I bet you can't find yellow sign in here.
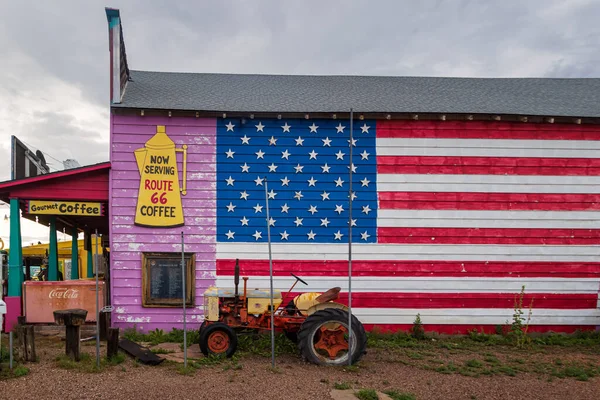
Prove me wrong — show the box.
[134,125,187,227]
[26,200,105,216]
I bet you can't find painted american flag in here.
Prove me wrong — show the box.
[216,119,600,333]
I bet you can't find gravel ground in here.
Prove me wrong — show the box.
[1,335,599,400]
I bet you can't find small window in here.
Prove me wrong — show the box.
[142,252,195,307]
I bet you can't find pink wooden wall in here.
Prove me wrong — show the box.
[109,114,216,331]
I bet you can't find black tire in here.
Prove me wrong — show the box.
[199,322,238,358]
[297,308,367,366]
[198,320,208,345]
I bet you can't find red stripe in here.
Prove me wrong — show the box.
[377,156,600,176]
[378,227,600,245]
[376,120,600,140]
[365,324,595,335]
[216,260,600,278]
[378,192,600,211]
[283,292,597,309]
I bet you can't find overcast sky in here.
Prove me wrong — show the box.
[1,0,599,245]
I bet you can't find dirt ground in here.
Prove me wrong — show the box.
[1,332,599,400]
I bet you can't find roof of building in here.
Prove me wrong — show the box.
[114,70,600,117]
[0,162,110,189]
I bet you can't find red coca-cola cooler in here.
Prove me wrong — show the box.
[23,280,105,323]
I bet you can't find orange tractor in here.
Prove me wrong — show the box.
[198,260,367,365]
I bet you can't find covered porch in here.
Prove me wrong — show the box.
[0,162,110,331]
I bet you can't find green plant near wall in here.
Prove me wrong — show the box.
[411,314,425,340]
[508,285,533,348]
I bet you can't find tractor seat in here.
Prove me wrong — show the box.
[315,287,341,303]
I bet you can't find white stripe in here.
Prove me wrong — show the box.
[377,138,600,158]
[377,174,600,193]
[350,308,600,326]
[217,243,600,262]
[216,276,600,294]
[377,209,600,229]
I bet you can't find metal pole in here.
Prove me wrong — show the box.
[9,331,13,370]
[181,231,187,368]
[348,109,354,366]
[94,230,100,368]
[264,178,275,369]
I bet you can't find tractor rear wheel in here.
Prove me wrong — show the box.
[199,322,238,358]
[297,308,367,366]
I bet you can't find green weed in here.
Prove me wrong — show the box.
[334,381,352,390]
[107,352,126,366]
[355,389,378,400]
[176,365,196,375]
[237,333,297,357]
[483,355,500,365]
[497,365,517,377]
[406,351,423,360]
[151,347,175,355]
[410,314,425,340]
[123,326,200,347]
[465,359,483,368]
[192,354,226,367]
[508,286,533,348]
[383,390,416,400]
[435,362,457,374]
[12,365,30,377]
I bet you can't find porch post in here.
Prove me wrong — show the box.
[86,233,93,278]
[71,225,79,280]
[48,216,58,281]
[7,198,23,296]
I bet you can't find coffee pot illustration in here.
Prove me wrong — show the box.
[134,125,187,227]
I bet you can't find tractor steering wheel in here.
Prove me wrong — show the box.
[290,273,308,286]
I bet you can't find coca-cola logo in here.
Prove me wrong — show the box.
[48,288,80,299]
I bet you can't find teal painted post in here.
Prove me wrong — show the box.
[87,233,93,278]
[71,226,79,280]
[48,216,58,281]
[7,198,23,296]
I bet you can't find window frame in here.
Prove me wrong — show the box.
[141,252,195,307]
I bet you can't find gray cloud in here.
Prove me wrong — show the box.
[1,0,599,184]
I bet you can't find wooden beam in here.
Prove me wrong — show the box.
[107,328,120,359]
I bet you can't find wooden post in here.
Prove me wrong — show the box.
[23,325,36,362]
[107,328,119,359]
[16,316,36,362]
[53,309,88,362]
[99,310,110,341]
[65,325,81,361]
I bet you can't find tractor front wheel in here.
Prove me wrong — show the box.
[198,320,208,343]
[297,308,367,366]
[199,322,238,358]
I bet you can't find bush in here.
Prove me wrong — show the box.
[410,314,425,340]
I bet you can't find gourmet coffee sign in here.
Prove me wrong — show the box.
[134,125,188,227]
[26,200,105,216]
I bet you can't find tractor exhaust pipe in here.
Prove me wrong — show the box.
[234,258,240,299]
